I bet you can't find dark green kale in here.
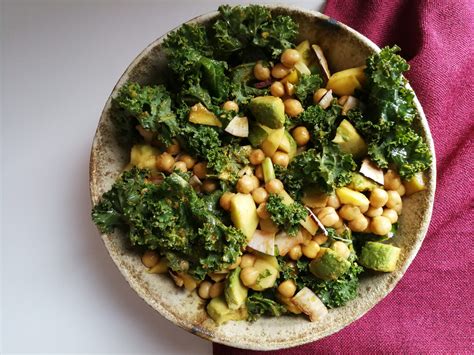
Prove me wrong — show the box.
[291,102,341,148]
[266,194,307,236]
[294,74,323,104]
[277,144,356,198]
[246,291,287,321]
[111,83,178,145]
[213,5,298,62]
[351,46,432,178]
[206,144,251,184]
[91,168,247,280]
[163,24,230,105]
[230,63,269,104]
[296,258,363,308]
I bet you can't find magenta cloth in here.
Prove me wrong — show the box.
[213,0,474,353]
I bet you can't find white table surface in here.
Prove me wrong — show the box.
[1,0,325,353]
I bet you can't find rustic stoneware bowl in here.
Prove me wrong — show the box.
[90,5,436,350]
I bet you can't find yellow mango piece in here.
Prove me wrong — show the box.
[403,172,427,196]
[189,103,222,127]
[130,144,159,170]
[295,40,312,66]
[281,69,299,84]
[278,190,317,235]
[326,66,366,96]
[336,187,370,206]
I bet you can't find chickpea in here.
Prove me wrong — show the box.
[359,204,369,214]
[292,126,310,146]
[289,245,303,260]
[270,81,285,97]
[317,207,340,227]
[386,190,402,208]
[302,241,320,259]
[222,100,239,112]
[284,98,304,117]
[142,250,159,268]
[237,175,255,194]
[228,256,241,270]
[338,95,349,105]
[240,267,259,287]
[202,179,218,193]
[370,188,389,208]
[265,179,284,194]
[348,214,369,232]
[278,279,297,298]
[327,194,341,209]
[313,233,328,245]
[240,254,256,269]
[193,162,207,179]
[393,203,403,215]
[339,205,360,221]
[254,61,271,81]
[173,161,187,173]
[179,154,196,169]
[156,152,175,173]
[313,88,328,104]
[250,175,260,190]
[332,218,344,229]
[281,48,301,68]
[271,63,290,79]
[272,151,290,168]
[209,282,225,298]
[371,216,392,235]
[396,184,406,197]
[255,165,264,180]
[209,272,227,283]
[252,187,269,204]
[249,149,265,165]
[331,241,351,259]
[166,140,181,155]
[382,208,399,223]
[365,206,383,217]
[179,260,189,272]
[219,191,235,211]
[257,202,270,219]
[384,170,402,190]
[198,281,212,299]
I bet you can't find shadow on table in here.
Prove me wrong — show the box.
[72,142,210,354]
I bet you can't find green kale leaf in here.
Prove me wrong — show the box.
[266,194,307,236]
[111,83,178,145]
[230,63,269,104]
[246,291,287,321]
[294,74,323,104]
[213,5,298,61]
[352,46,432,178]
[91,168,247,280]
[278,144,356,198]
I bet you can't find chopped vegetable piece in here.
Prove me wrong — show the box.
[230,193,259,240]
[225,267,249,310]
[291,287,328,322]
[336,187,370,206]
[359,158,384,185]
[225,116,249,137]
[359,242,401,272]
[248,230,276,255]
[311,44,331,82]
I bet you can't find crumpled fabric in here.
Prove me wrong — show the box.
[214,0,474,353]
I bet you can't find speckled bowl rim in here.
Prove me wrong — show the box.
[90,5,436,350]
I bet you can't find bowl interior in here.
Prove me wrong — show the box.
[89,6,436,350]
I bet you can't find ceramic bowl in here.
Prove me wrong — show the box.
[89,5,436,350]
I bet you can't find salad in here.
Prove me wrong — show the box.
[92,5,432,324]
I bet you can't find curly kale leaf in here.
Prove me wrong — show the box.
[213,5,298,61]
[246,291,287,321]
[297,259,363,308]
[278,144,356,198]
[111,83,178,145]
[206,144,251,184]
[91,168,246,280]
[230,63,269,104]
[294,74,323,104]
[291,102,341,148]
[353,46,432,178]
[163,24,230,104]
[266,194,307,236]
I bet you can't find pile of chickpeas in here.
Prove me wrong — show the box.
[138,47,410,309]
[312,169,405,237]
